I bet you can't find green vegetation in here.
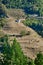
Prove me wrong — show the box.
[0,35,28,65]
[0,30,4,37]
[28,60,35,65]
[0,0,43,65]
[35,52,43,65]
[1,0,43,16]
[20,30,30,36]
[0,18,7,28]
[23,18,43,37]
[0,4,7,18]
[7,9,25,18]
[0,35,43,65]
[0,1,43,37]
[20,30,27,36]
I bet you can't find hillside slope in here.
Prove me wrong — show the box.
[1,0,43,16]
[2,17,43,59]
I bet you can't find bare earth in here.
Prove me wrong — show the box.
[2,17,43,59]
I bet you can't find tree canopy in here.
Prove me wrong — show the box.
[0,0,43,16]
[0,4,7,17]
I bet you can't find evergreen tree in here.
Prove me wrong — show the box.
[12,38,28,65]
[28,60,35,65]
[35,52,43,65]
[3,35,13,65]
[2,36,28,65]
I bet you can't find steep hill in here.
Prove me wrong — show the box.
[2,17,43,59]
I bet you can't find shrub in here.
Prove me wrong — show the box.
[20,30,26,36]
[34,52,43,65]
[0,18,7,28]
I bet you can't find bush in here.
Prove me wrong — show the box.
[20,30,30,36]
[0,18,7,28]
[28,60,35,65]
[20,30,26,36]
[34,52,43,65]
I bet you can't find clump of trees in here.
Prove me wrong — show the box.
[0,0,43,16]
[0,18,7,28]
[23,18,43,37]
[0,35,43,65]
[35,52,43,65]
[0,3,7,18]
[0,35,28,65]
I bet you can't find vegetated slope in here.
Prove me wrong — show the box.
[1,0,43,16]
[7,9,26,18]
[2,17,43,59]
[0,4,7,18]
[23,18,43,37]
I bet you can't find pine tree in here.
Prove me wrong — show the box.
[3,35,13,65]
[2,36,28,65]
[35,52,43,65]
[12,38,28,65]
[28,60,35,65]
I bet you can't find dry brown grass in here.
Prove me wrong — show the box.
[7,9,26,18]
[1,17,43,59]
